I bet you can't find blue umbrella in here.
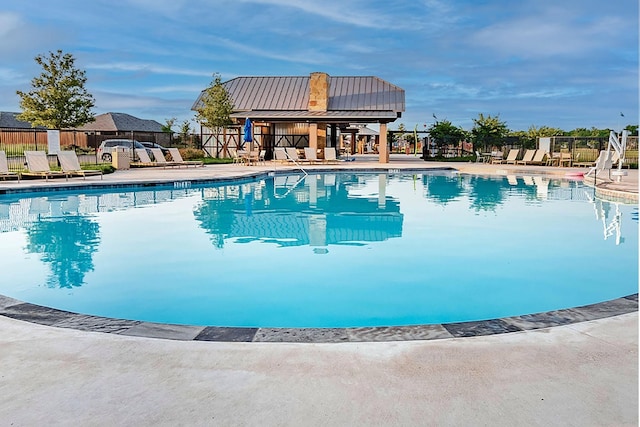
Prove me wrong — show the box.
[243,117,253,146]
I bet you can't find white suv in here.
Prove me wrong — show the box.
[97,139,147,162]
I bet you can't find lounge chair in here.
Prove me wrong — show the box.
[304,147,322,163]
[323,147,340,164]
[23,151,68,180]
[502,149,520,164]
[274,147,289,163]
[516,149,536,165]
[133,148,162,167]
[57,151,103,180]
[529,150,547,165]
[168,148,203,167]
[285,147,310,163]
[0,151,20,181]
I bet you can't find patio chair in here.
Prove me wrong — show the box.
[168,148,203,167]
[558,151,572,167]
[133,148,162,167]
[274,147,289,163]
[57,151,103,180]
[502,149,520,164]
[304,147,322,163]
[23,151,68,180]
[516,149,537,165]
[323,147,340,164]
[285,147,310,163]
[0,150,20,181]
[529,150,547,165]
[475,151,488,163]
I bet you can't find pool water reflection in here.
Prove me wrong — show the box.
[0,171,637,328]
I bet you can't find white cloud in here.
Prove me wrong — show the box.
[470,6,626,58]
[86,62,212,78]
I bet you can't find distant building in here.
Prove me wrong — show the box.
[77,112,163,133]
[192,72,405,163]
[0,112,45,129]
[0,111,168,149]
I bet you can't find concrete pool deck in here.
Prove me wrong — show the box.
[0,155,638,425]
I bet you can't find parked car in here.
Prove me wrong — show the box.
[140,142,170,157]
[97,139,146,162]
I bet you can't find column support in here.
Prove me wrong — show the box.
[378,123,389,163]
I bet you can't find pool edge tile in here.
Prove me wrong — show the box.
[194,327,258,342]
[254,328,349,343]
[119,322,205,341]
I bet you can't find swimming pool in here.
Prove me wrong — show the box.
[0,171,637,328]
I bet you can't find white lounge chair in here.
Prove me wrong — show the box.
[529,150,547,165]
[0,151,20,181]
[133,148,162,167]
[304,147,322,163]
[285,147,310,163]
[502,149,519,164]
[323,147,340,164]
[516,149,536,165]
[23,151,68,180]
[168,148,203,167]
[149,148,182,168]
[274,148,289,163]
[57,151,103,180]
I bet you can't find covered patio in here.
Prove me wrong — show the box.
[192,72,405,163]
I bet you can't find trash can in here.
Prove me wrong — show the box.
[112,147,130,169]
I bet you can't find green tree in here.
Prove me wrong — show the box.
[178,119,192,145]
[162,117,177,133]
[195,73,234,151]
[427,118,467,156]
[512,125,565,148]
[470,113,509,150]
[16,50,95,129]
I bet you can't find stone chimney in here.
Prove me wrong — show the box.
[308,72,329,112]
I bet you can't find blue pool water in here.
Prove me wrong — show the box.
[0,171,637,328]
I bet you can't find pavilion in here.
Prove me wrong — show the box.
[192,72,405,163]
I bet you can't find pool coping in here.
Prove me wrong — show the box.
[0,294,637,342]
[1,165,637,342]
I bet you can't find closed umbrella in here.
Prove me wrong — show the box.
[243,117,253,152]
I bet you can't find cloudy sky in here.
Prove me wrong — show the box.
[1,0,637,132]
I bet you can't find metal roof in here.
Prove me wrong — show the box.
[229,110,398,122]
[193,75,404,123]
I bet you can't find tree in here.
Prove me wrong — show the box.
[178,119,192,145]
[195,73,234,152]
[511,125,564,148]
[162,117,177,133]
[470,113,509,150]
[427,118,467,156]
[16,50,95,129]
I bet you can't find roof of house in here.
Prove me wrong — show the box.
[192,75,405,123]
[77,112,163,132]
[0,112,45,129]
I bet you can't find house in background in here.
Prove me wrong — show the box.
[1,111,167,150]
[0,112,45,129]
[192,72,405,163]
[77,112,169,147]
